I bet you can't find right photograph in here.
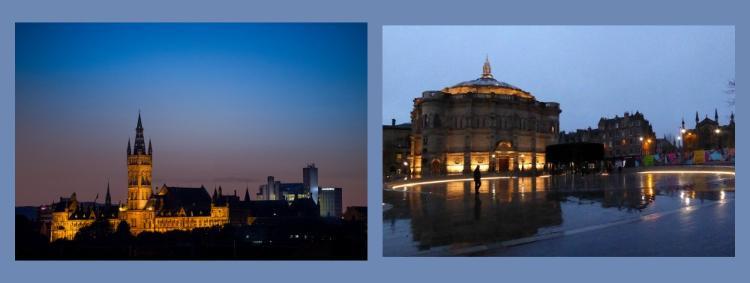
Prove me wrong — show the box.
[382,26,735,257]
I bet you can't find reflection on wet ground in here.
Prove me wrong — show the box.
[383,172,735,256]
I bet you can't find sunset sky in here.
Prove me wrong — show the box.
[16,23,367,207]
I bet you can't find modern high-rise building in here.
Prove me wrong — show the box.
[258,176,281,201]
[318,187,342,218]
[303,164,319,204]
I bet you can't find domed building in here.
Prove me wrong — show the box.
[408,58,561,176]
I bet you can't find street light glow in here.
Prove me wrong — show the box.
[638,170,735,176]
[390,176,513,189]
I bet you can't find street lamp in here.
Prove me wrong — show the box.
[715,128,722,150]
[490,154,496,173]
[639,136,647,164]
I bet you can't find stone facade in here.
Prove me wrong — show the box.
[681,109,735,151]
[383,119,411,179]
[409,58,561,176]
[559,111,657,159]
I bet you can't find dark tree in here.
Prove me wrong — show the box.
[74,219,112,242]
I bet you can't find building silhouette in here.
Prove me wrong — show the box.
[48,113,329,242]
[303,164,319,204]
[319,187,342,218]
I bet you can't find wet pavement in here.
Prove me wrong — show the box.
[383,172,735,256]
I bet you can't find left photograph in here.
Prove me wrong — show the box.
[15,23,367,260]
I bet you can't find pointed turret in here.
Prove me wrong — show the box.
[133,112,146,155]
[695,111,699,126]
[105,180,112,206]
[730,112,735,125]
[212,188,218,202]
[127,138,131,155]
[244,187,250,202]
[715,108,719,123]
[481,56,493,79]
[148,139,152,155]
[681,117,685,129]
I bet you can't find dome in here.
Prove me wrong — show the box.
[441,57,534,99]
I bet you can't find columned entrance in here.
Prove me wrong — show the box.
[430,159,441,175]
[497,157,510,172]
[494,140,515,173]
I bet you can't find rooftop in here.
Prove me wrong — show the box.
[440,57,534,99]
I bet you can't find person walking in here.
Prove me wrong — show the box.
[473,165,482,194]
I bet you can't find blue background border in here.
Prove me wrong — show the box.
[0,0,745,282]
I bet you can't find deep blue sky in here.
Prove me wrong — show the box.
[16,23,366,207]
[383,26,735,138]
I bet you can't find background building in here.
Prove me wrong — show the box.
[383,119,411,180]
[258,176,282,201]
[303,164,319,204]
[409,58,561,176]
[681,109,735,151]
[319,187,342,218]
[559,111,656,160]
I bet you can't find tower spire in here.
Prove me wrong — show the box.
[148,139,153,155]
[695,111,699,126]
[715,108,719,123]
[133,112,146,154]
[105,179,112,206]
[244,187,250,202]
[127,138,131,155]
[481,55,493,79]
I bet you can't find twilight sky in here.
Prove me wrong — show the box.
[16,23,366,207]
[383,26,735,138]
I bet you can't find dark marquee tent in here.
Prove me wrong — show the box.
[545,143,605,168]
